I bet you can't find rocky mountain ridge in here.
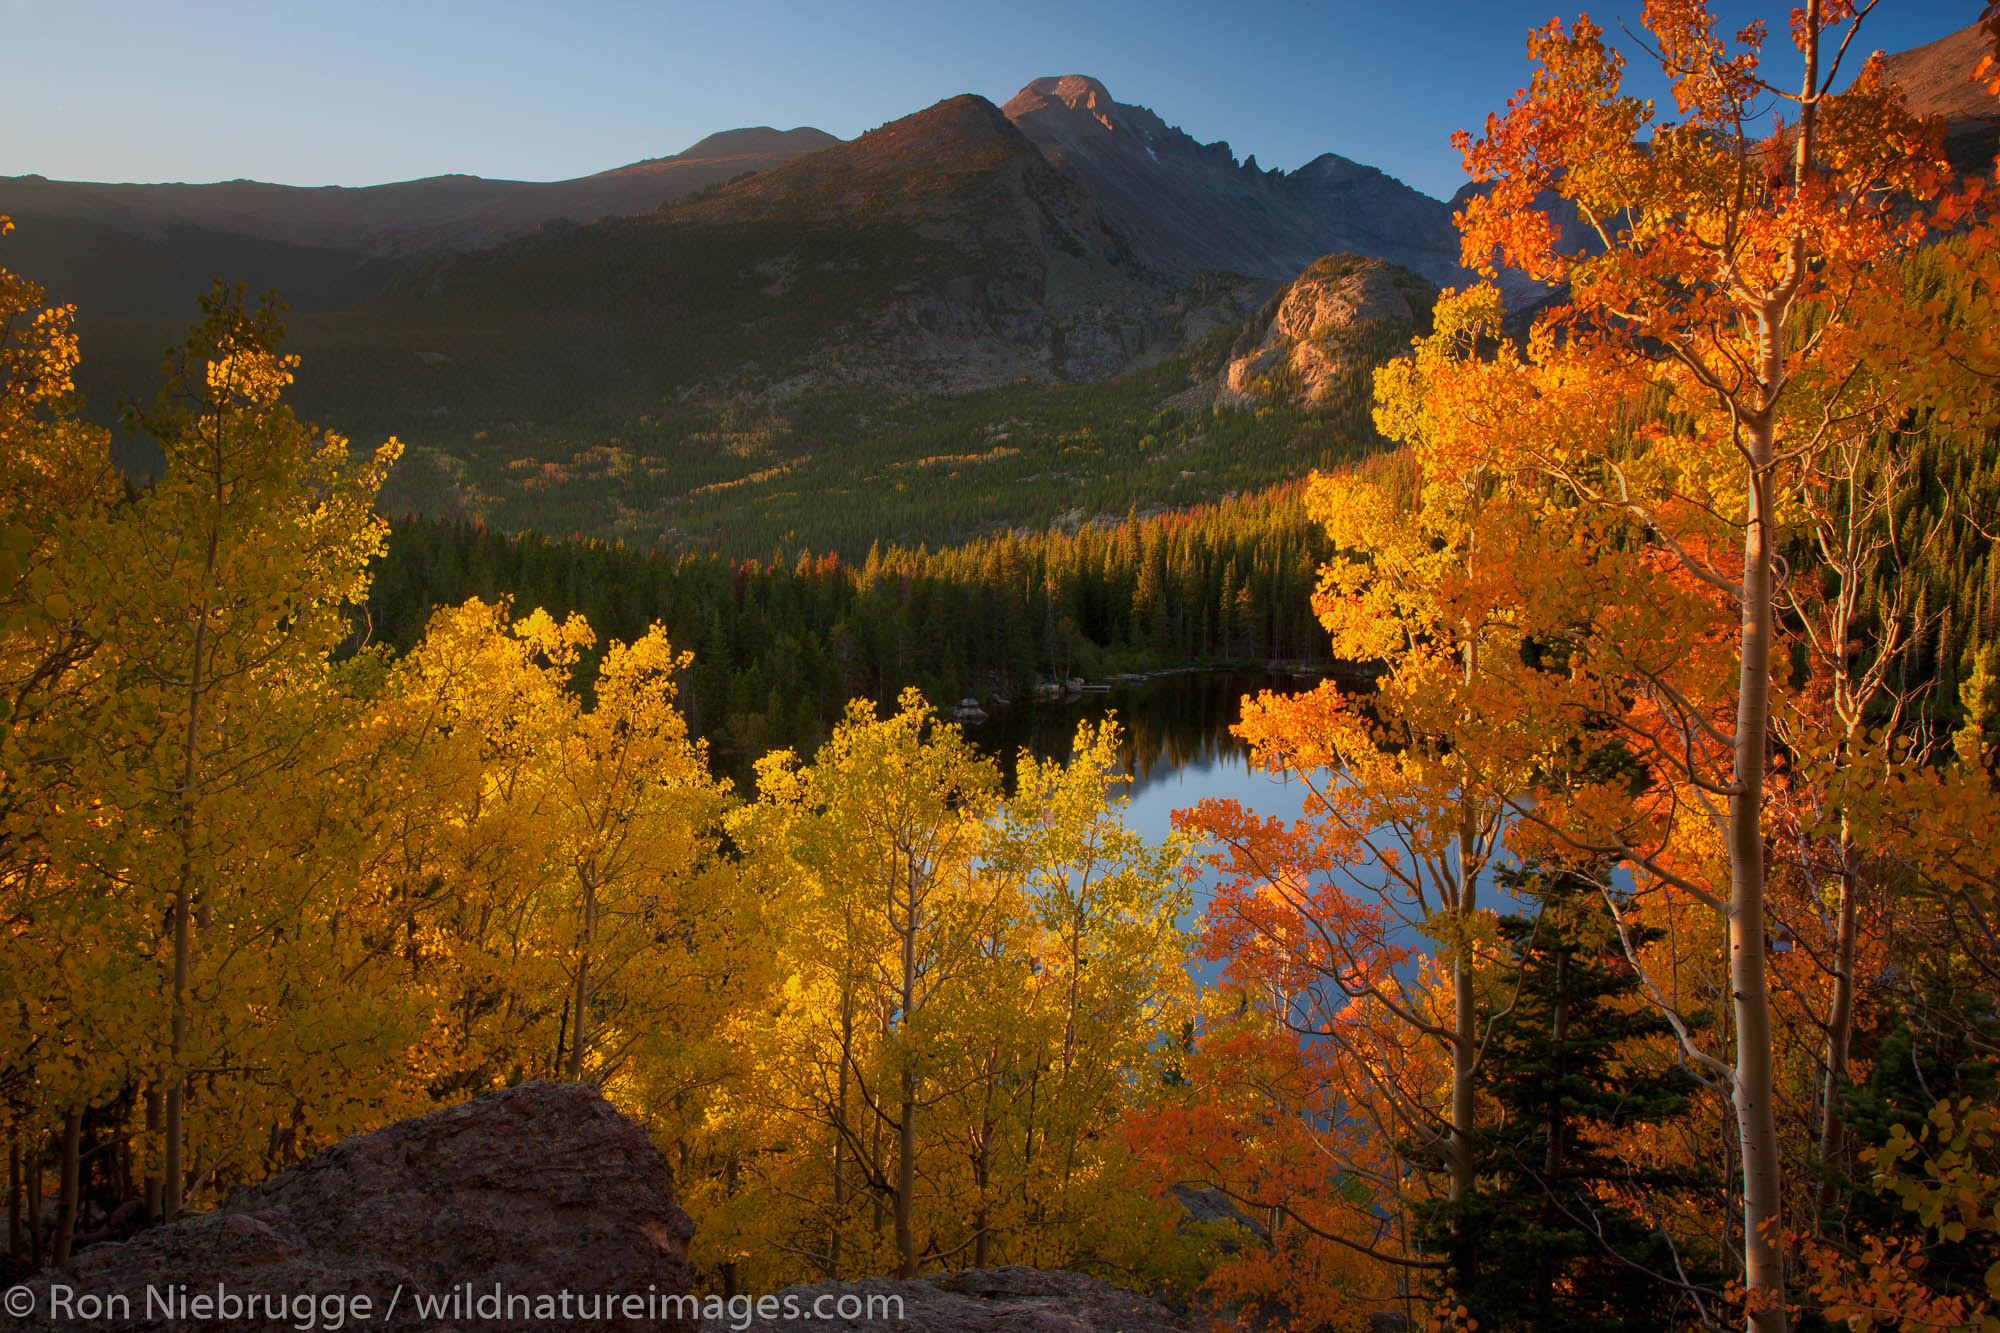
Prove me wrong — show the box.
[1002,74,1461,287]
[26,23,1992,424]
[248,92,1271,420]
[657,93,1265,390]
[9,18,1988,327]
[6,72,1469,327]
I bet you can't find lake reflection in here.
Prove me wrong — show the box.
[962,668,1530,970]
[961,670,1323,937]
[960,669,1327,800]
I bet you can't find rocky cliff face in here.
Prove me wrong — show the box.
[1214,253,1436,410]
[1003,75,1462,287]
[9,1083,698,1332]
[673,94,1196,387]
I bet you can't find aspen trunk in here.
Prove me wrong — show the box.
[1447,640,1481,1294]
[1723,12,1818,1322]
[118,1119,134,1212]
[894,876,919,1281]
[1816,821,1859,1221]
[718,1155,741,1297]
[51,1109,82,1268]
[829,985,853,1278]
[870,1116,885,1236]
[7,1134,20,1258]
[166,511,219,1224]
[894,1066,917,1279]
[165,888,190,1222]
[26,1135,43,1267]
[566,871,596,1082]
[1731,410,1787,1333]
[1448,935,1477,1294]
[1449,937,1477,1201]
[972,1139,991,1271]
[972,1072,997,1271]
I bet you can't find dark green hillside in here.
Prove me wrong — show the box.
[374,340,1371,558]
[68,248,1417,562]
[3,211,400,319]
[64,92,1228,543]
[70,303,1382,562]
[57,96,1445,565]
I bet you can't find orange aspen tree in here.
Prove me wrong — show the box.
[1432,4,1955,1326]
[1165,431,1558,1306]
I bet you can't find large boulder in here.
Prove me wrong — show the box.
[697,1266,1196,1333]
[1218,253,1436,411]
[8,1082,696,1332]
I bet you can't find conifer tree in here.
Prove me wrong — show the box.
[1417,865,1717,1332]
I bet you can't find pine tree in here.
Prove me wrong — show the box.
[1417,864,1716,1332]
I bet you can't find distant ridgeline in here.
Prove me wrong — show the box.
[367,483,1336,780]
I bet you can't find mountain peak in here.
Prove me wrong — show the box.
[668,94,1051,228]
[676,127,841,159]
[998,73,1458,285]
[593,127,841,180]
[1002,76,1119,126]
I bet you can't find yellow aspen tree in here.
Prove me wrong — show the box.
[739,690,1001,1280]
[710,771,882,1283]
[362,599,758,1119]
[0,218,130,1255]
[988,720,1192,1268]
[356,598,585,1094]
[77,288,398,1217]
[543,623,741,1089]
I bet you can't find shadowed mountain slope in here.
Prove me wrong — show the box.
[1879,20,2000,175]
[270,95,1263,424]
[0,127,837,316]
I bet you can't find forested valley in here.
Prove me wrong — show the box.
[7,6,2000,1333]
[368,489,1338,785]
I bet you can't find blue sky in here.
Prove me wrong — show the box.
[1,0,1973,201]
